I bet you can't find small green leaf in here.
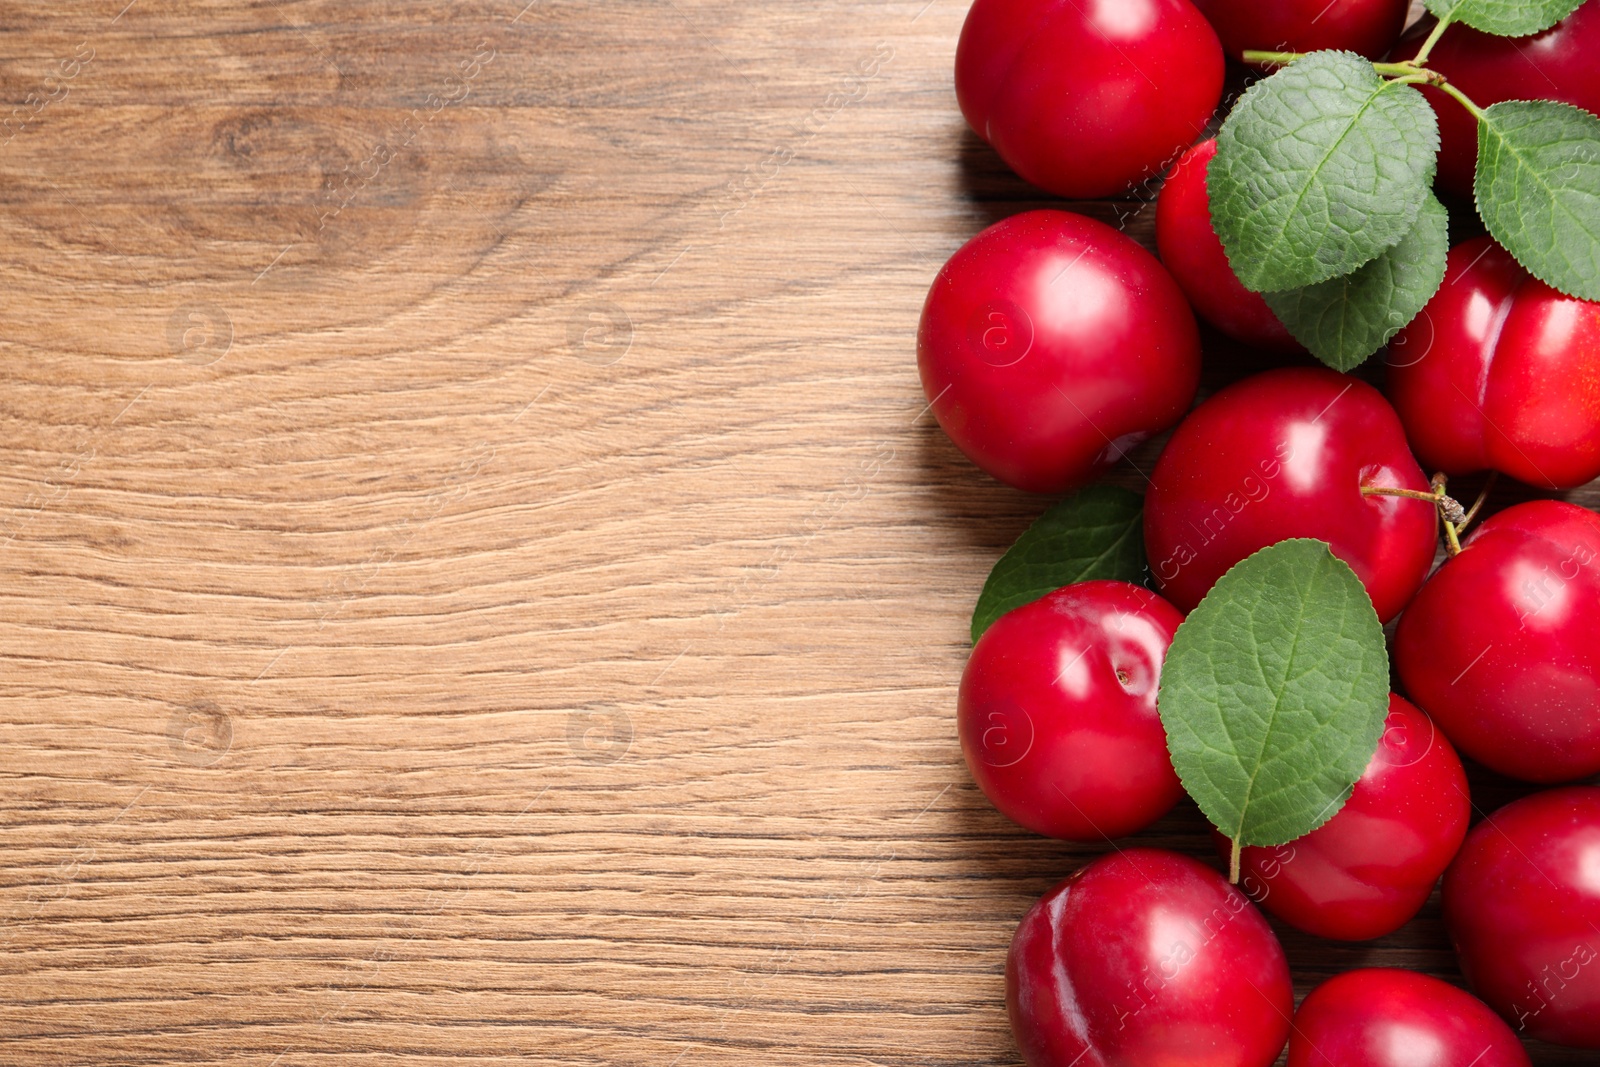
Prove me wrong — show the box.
[1211,51,1439,292]
[1475,100,1600,301]
[1158,540,1389,857]
[1264,193,1450,371]
[1425,0,1581,37]
[971,486,1145,642]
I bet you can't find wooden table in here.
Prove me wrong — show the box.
[2,2,1593,1063]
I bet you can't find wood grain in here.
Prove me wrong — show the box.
[0,1,1594,1063]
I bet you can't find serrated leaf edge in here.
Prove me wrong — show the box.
[1262,194,1450,371]
[969,489,1145,642]
[1426,0,1582,37]
[1157,538,1389,848]
[1474,98,1600,302]
[1212,53,1435,292]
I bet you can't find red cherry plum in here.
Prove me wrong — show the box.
[1286,968,1532,1067]
[1144,367,1437,622]
[1444,787,1600,1048]
[956,0,1224,198]
[1155,140,1301,353]
[1193,0,1410,62]
[1228,695,1470,941]
[919,210,1201,493]
[1395,500,1600,783]
[1388,237,1600,491]
[960,581,1184,841]
[1008,848,1292,1067]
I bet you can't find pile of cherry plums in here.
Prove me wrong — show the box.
[920,1,1600,1064]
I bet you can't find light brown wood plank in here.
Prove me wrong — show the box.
[0,1,1594,1064]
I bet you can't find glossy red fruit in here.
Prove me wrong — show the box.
[1287,968,1532,1067]
[1008,848,1292,1067]
[1193,0,1410,62]
[1395,2,1600,199]
[919,209,1202,494]
[960,581,1184,841]
[1227,695,1469,941]
[1144,367,1437,622]
[1395,500,1600,783]
[956,0,1224,199]
[1156,140,1301,353]
[1388,237,1600,490]
[1444,787,1600,1048]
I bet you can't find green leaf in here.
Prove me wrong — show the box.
[1211,51,1439,292]
[1475,100,1600,301]
[1263,193,1450,371]
[970,486,1145,642]
[1158,540,1390,862]
[1425,0,1581,37]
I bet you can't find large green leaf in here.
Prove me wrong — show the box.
[1475,100,1600,301]
[1211,51,1439,292]
[1158,540,1390,876]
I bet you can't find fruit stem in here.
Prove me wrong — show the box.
[1359,486,1441,504]
[1240,49,1309,67]
[1431,473,1466,557]
[1371,62,1426,79]
[1363,479,1470,556]
[1438,79,1487,120]
[1457,472,1498,534]
[1429,473,1466,523]
[1411,16,1454,67]
[1229,837,1241,885]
